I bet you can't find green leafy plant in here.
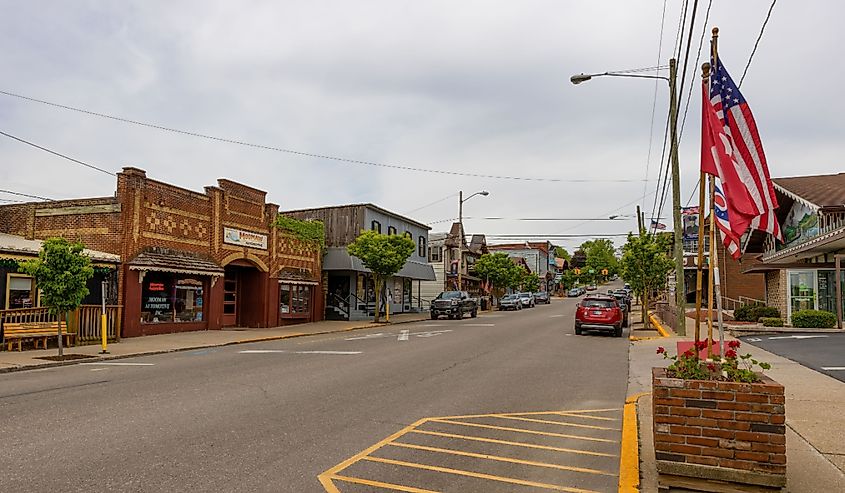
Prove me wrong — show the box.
[275,215,325,252]
[792,309,837,328]
[18,238,94,357]
[619,232,673,300]
[474,253,524,299]
[657,340,771,383]
[760,317,783,327]
[752,306,780,320]
[347,230,415,323]
[733,304,757,322]
[520,272,541,292]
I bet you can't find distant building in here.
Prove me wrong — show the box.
[283,204,435,320]
[487,241,554,291]
[419,223,489,302]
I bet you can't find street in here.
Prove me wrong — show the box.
[0,292,629,493]
[740,332,845,383]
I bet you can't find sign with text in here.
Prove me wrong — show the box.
[224,227,268,250]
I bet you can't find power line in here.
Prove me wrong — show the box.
[463,216,634,222]
[679,0,713,141]
[0,89,644,184]
[403,193,458,215]
[643,0,669,201]
[0,188,53,201]
[739,0,778,87]
[0,130,116,176]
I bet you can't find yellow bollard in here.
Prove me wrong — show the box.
[100,312,109,354]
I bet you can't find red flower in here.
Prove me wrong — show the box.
[695,340,708,351]
[707,362,717,372]
[728,340,741,349]
[725,349,737,359]
[656,346,666,354]
[683,349,695,358]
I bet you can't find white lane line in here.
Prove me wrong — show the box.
[89,368,106,372]
[80,362,155,366]
[398,329,410,341]
[768,335,829,340]
[462,323,495,327]
[345,333,388,341]
[821,367,845,371]
[415,330,453,338]
[549,314,564,318]
[418,324,444,327]
[239,350,361,355]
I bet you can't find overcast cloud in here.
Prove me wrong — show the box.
[2,1,842,251]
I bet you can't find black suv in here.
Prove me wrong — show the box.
[430,291,478,320]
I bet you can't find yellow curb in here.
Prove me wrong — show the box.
[647,312,671,338]
[619,392,650,492]
[628,335,664,341]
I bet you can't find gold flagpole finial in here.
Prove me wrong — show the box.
[702,62,711,79]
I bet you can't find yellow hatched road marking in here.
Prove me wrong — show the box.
[331,474,441,493]
[430,419,618,443]
[493,415,620,431]
[553,412,619,422]
[362,456,602,493]
[388,442,615,476]
[431,408,620,421]
[409,430,617,457]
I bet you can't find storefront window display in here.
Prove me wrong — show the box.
[280,284,311,316]
[788,270,816,316]
[141,272,204,323]
[6,275,36,309]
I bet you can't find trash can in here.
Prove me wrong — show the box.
[480,297,489,311]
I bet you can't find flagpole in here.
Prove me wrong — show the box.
[694,173,706,351]
[708,176,717,356]
[711,26,725,356]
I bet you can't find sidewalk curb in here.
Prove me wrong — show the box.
[0,316,429,375]
[647,312,671,338]
[619,392,650,492]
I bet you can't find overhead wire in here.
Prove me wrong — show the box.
[739,0,778,87]
[403,193,459,215]
[0,89,642,184]
[642,0,669,201]
[0,188,53,201]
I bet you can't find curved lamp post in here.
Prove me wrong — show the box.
[458,191,489,290]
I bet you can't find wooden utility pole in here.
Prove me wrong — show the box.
[668,58,686,335]
[637,205,650,330]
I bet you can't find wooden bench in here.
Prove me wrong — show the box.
[2,322,75,351]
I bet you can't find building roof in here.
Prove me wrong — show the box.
[773,173,845,210]
[128,248,224,276]
[488,241,551,254]
[468,234,488,254]
[0,232,120,263]
[281,203,431,230]
[322,247,436,280]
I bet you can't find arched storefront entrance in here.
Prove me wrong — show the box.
[222,259,266,327]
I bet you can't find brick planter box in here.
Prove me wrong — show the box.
[652,367,786,489]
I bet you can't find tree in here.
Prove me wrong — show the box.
[520,272,541,292]
[553,246,571,262]
[570,249,587,268]
[18,238,94,357]
[347,230,415,323]
[581,239,619,281]
[619,233,674,305]
[474,252,523,300]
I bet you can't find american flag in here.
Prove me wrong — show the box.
[713,178,741,259]
[710,56,782,241]
[650,219,667,230]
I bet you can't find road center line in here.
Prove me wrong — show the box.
[239,350,361,355]
[821,367,845,371]
[80,362,155,366]
[398,330,410,341]
[462,323,495,327]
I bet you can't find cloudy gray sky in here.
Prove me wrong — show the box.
[1,1,841,251]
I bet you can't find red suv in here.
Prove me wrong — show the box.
[575,295,624,337]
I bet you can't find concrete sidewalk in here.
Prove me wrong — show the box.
[0,312,430,373]
[628,308,845,491]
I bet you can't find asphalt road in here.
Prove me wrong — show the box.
[0,287,630,493]
[739,332,845,383]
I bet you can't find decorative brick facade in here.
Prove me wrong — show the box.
[0,167,323,337]
[765,270,787,320]
[652,368,786,488]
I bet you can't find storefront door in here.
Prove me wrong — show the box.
[788,270,817,321]
[223,269,239,327]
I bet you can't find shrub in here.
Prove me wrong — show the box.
[752,306,780,321]
[733,304,756,322]
[792,310,837,328]
[760,317,783,327]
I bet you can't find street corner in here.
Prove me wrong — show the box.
[318,408,624,493]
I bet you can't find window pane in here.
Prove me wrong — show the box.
[8,277,34,309]
[141,273,204,323]
[280,285,290,314]
[174,278,204,322]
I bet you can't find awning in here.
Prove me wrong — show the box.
[279,279,319,286]
[323,247,436,281]
[128,248,224,277]
[0,232,120,263]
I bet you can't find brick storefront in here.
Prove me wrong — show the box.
[0,167,323,337]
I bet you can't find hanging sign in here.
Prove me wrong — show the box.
[224,227,268,250]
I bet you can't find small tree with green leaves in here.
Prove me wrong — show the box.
[18,238,94,357]
[620,233,673,306]
[474,252,523,300]
[520,272,541,292]
[347,230,415,322]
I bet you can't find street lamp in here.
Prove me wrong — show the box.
[571,59,686,335]
[458,190,489,290]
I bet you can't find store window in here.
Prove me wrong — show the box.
[429,246,442,262]
[280,284,312,316]
[788,270,816,317]
[818,270,845,315]
[418,236,426,257]
[6,274,37,309]
[387,226,397,236]
[141,272,204,323]
[371,220,381,233]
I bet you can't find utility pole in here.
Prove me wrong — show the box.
[637,205,650,330]
[668,58,686,335]
[457,191,463,291]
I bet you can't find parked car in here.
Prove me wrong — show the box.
[611,294,630,327]
[430,291,478,320]
[567,288,581,297]
[613,289,632,306]
[578,287,587,295]
[499,294,522,311]
[518,292,535,308]
[586,284,597,291]
[575,295,624,337]
[533,292,551,304]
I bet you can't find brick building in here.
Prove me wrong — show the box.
[0,167,323,337]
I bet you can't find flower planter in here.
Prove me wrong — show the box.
[652,367,786,490]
